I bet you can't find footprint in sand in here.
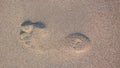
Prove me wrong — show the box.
[20,20,46,48]
[19,21,90,54]
[64,32,91,53]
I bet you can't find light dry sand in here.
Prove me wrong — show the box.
[0,0,120,68]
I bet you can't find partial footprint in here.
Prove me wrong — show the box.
[20,32,31,40]
[64,32,90,52]
[20,20,47,51]
[21,25,34,33]
[20,20,34,33]
[20,28,33,48]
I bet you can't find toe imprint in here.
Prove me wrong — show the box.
[21,25,34,33]
[20,21,34,48]
[19,20,47,52]
[20,33,31,40]
[21,20,32,26]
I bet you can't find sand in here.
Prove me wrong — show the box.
[0,0,120,68]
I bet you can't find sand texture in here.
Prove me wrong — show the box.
[0,0,120,68]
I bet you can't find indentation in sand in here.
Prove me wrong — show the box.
[19,21,91,56]
[19,20,47,50]
[64,32,90,51]
[21,25,34,33]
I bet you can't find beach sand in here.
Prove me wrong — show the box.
[0,0,120,68]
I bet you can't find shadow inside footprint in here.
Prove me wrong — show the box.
[65,32,90,50]
[67,33,90,41]
[20,31,26,35]
[21,20,33,26]
[32,22,46,28]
